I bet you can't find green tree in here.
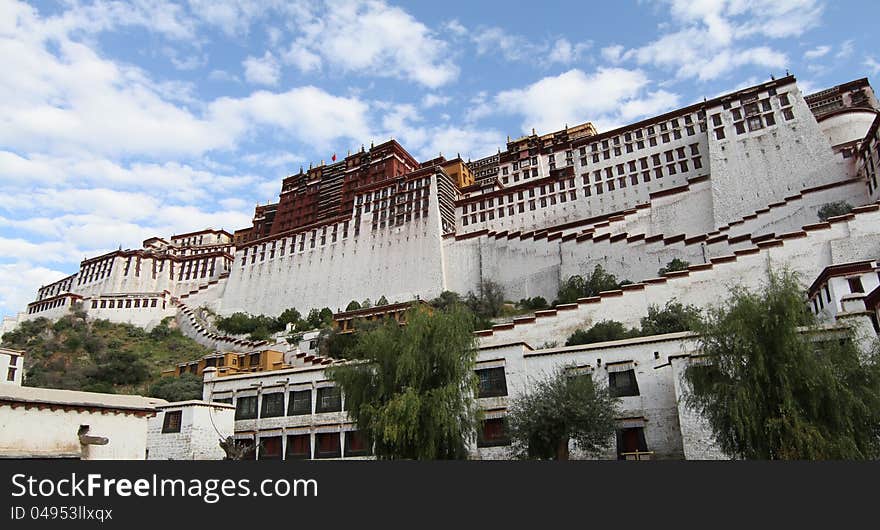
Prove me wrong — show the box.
[319,307,334,326]
[817,201,853,222]
[88,350,150,386]
[640,300,702,336]
[507,367,619,459]
[376,295,389,306]
[465,280,505,319]
[565,320,640,346]
[277,308,302,328]
[658,258,691,276]
[430,291,462,311]
[361,298,372,309]
[684,269,880,459]
[557,264,627,304]
[345,300,362,311]
[327,304,480,459]
[518,297,549,311]
[149,373,203,402]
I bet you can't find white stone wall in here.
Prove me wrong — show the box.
[147,402,234,460]
[479,206,880,347]
[219,174,448,316]
[0,405,151,459]
[708,81,853,227]
[817,110,878,149]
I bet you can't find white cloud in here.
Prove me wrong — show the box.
[284,45,322,73]
[804,45,831,60]
[866,57,880,76]
[493,68,679,135]
[281,0,458,88]
[0,262,69,317]
[208,69,240,82]
[186,0,265,36]
[422,94,451,108]
[209,87,372,150]
[471,26,590,65]
[614,0,818,81]
[243,51,281,86]
[836,39,855,59]
[547,38,591,64]
[601,45,626,63]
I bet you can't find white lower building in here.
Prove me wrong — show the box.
[0,385,164,459]
[146,400,235,460]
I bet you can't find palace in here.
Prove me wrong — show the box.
[5,74,880,459]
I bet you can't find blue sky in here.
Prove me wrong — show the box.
[1,0,878,318]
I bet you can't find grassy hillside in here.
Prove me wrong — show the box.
[1,307,210,397]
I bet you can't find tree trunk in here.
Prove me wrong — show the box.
[556,438,570,460]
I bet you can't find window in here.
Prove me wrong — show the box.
[616,427,649,460]
[848,277,865,293]
[782,108,794,121]
[259,436,283,460]
[316,386,342,413]
[260,393,285,418]
[286,434,311,460]
[315,433,341,458]
[747,116,763,131]
[477,418,511,447]
[162,411,182,433]
[608,368,640,397]
[344,431,372,457]
[477,367,508,397]
[715,127,726,140]
[235,396,257,420]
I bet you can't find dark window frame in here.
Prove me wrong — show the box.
[477,367,508,398]
[316,386,342,413]
[260,392,285,418]
[608,368,640,397]
[162,410,182,433]
[288,389,313,416]
[235,396,258,420]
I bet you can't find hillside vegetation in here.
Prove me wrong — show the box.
[1,306,210,397]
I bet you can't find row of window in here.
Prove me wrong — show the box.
[27,296,70,314]
[459,158,702,226]
[38,277,74,300]
[221,366,641,426]
[90,298,162,310]
[159,411,371,459]
[477,417,650,459]
[77,258,114,286]
[711,93,794,140]
[240,222,351,266]
[475,366,640,399]
[224,386,344,421]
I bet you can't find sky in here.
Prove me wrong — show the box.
[1,0,878,318]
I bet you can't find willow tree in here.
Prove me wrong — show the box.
[684,269,880,459]
[327,304,480,459]
[507,367,618,460]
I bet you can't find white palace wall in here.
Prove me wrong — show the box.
[477,205,880,348]
[218,173,449,316]
[708,83,854,227]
